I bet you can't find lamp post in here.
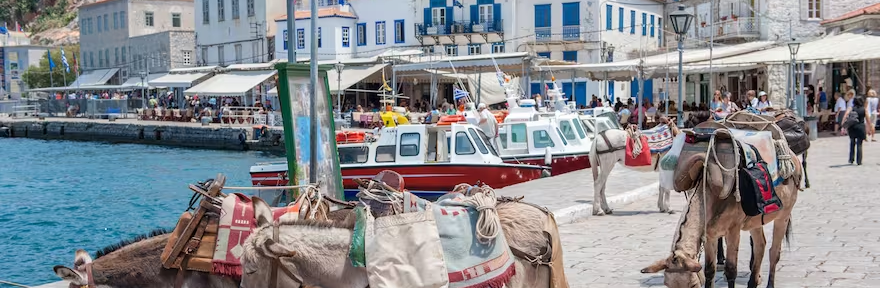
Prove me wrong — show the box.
[670,5,694,127]
[334,62,345,113]
[139,71,148,109]
[600,43,614,102]
[787,40,802,115]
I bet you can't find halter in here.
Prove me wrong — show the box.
[268,221,305,288]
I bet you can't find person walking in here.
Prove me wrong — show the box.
[867,89,879,141]
[834,92,847,136]
[843,97,868,165]
[478,103,498,149]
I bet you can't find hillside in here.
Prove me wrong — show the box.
[0,0,84,45]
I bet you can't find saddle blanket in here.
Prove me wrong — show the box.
[642,124,675,154]
[392,191,517,288]
[728,129,781,186]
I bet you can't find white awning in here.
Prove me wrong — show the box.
[327,63,388,93]
[69,68,120,87]
[149,72,212,88]
[184,70,277,96]
[466,72,520,105]
[692,33,880,66]
[393,52,529,72]
[121,73,167,89]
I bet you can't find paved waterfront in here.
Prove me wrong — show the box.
[560,135,880,287]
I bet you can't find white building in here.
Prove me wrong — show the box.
[195,0,285,66]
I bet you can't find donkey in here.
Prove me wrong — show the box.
[588,117,681,215]
[53,230,239,288]
[240,196,567,288]
[641,125,802,288]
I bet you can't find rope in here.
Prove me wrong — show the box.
[626,126,644,158]
[0,280,30,288]
[705,130,741,202]
[356,181,404,214]
[464,186,501,244]
[223,185,315,190]
[720,112,796,180]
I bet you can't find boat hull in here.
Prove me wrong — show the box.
[501,152,590,175]
[250,163,548,200]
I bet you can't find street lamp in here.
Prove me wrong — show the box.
[334,62,345,113]
[670,4,694,127]
[139,71,148,109]
[787,40,802,114]
[600,43,615,102]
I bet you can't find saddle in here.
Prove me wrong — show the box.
[673,121,738,196]
[773,110,810,155]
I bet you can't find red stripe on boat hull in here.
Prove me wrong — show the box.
[501,153,590,175]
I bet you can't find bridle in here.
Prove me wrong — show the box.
[267,221,305,288]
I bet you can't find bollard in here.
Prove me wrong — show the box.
[804,116,818,141]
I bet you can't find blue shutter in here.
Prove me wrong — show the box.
[650,15,655,37]
[537,52,550,58]
[630,10,635,34]
[493,3,500,29]
[470,5,478,24]
[605,5,612,30]
[562,2,579,26]
[618,7,623,32]
[424,8,431,27]
[658,17,662,45]
[642,13,647,35]
[608,81,615,101]
[530,83,541,96]
[575,82,587,107]
[534,4,551,27]
[562,82,573,101]
[446,7,453,32]
[562,51,577,62]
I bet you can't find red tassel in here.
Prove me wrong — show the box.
[212,262,243,279]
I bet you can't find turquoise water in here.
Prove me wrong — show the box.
[0,138,284,286]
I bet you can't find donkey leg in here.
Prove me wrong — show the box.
[766,218,791,288]
[591,165,606,216]
[802,153,810,189]
[724,228,742,288]
[657,186,672,213]
[704,234,720,288]
[748,228,767,288]
[717,238,726,266]
[598,153,619,214]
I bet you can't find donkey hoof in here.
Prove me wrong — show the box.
[593,209,606,216]
[605,209,613,215]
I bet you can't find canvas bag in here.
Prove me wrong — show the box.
[737,142,782,217]
[842,110,860,129]
[659,134,687,191]
[364,202,449,288]
[625,135,653,167]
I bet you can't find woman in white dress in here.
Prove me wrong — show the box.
[867,89,879,141]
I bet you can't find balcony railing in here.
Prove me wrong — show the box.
[416,19,503,36]
[533,25,594,42]
[698,17,760,41]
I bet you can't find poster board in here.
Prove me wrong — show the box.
[275,63,343,199]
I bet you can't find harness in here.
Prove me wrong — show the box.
[595,130,625,155]
[268,221,306,288]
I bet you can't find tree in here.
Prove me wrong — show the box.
[21,44,80,89]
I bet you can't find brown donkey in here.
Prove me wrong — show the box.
[641,125,802,288]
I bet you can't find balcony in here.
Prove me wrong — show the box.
[415,19,504,46]
[533,25,595,43]
[699,16,761,42]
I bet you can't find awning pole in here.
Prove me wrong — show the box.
[476,67,482,105]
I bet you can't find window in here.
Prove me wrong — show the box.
[113,12,118,29]
[394,20,404,43]
[479,4,493,24]
[217,0,225,21]
[121,47,126,64]
[375,21,386,45]
[630,10,636,34]
[618,7,623,32]
[339,147,368,164]
[317,27,322,48]
[537,52,550,58]
[807,0,822,19]
[296,29,305,49]
[89,51,94,68]
[356,23,365,46]
[98,50,103,67]
[115,48,119,65]
[234,44,242,64]
[232,0,240,19]
[97,16,102,32]
[375,145,396,162]
[468,44,481,55]
[573,119,587,139]
[201,47,209,64]
[172,13,181,27]
[468,128,489,155]
[120,12,126,28]
[342,27,350,47]
[247,0,255,16]
[658,17,662,45]
[253,41,260,62]
[89,18,93,34]
[454,132,476,155]
[399,133,420,156]
[533,130,555,148]
[555,128,569,145]
[445,45,458,56]
[202,0,210,23]
[559,120,577,140]
[218,46,225,65]
[605,4,612,30]
[562,51,577,62]
[181,50,191,65]
[509,123,527,144]
[145,12,154,26]
[642,13,647,36]
[104,14,109,31]
[492,43,504,53]
[431,7,446,26]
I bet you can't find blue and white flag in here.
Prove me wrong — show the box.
[453,87,469,100]
[496,72,506,86]
[453,0,463,8]
[47,49,56,71]
[60,46,71,73]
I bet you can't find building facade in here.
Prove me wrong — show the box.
[1,45,49,99]
[129,31,197,74]
[195,0,285,66]
[79,0,195,81]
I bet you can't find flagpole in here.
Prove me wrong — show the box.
[62,46,68,90]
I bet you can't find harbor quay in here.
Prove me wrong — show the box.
[0,117,286,152]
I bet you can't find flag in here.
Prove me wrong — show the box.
[0,22,7,35]
[47,49,56,71]
[496,72,506,86]
[61,46,71,73]
[453,87,469,100]
[453,0,463,8]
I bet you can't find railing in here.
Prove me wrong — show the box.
[533,25,595,42]
[415,20,503,36]
[698,17,760,41]
[0,100,23,117]
[85,99,130,119]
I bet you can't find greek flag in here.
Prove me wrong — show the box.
[60,47,70,73]
[453,0,463,8]
[496,72,506,86]
[453,87,469,100]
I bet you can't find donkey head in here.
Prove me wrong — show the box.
[640,251,705,288]
[53,249,93,286]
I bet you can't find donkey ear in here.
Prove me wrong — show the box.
[682,257,703,272]
[252,196,273,228]
[640,258,668,274]
[262,238,297,258]
[54,265,84,282]
[73,249,93,270]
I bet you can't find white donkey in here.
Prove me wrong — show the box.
[588,118,680,216]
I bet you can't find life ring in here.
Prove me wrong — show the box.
[238,132,246,143]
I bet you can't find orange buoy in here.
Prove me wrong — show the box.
[336,131,366,144]
[437,115,467,125]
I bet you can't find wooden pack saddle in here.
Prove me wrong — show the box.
[160,175,226,273]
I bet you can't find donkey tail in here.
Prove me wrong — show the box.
[784,220,793,248]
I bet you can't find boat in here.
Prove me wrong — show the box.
[250,122,550,200]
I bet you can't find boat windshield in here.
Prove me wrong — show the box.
[555,128,569,146]
[573,119,587,139]
[596,112,622,130]
[559,120,578,141]
[533,130,555,148]
[468,128,490,155]
[470,128,498,156]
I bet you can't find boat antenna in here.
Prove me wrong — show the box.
[446,57,474,104]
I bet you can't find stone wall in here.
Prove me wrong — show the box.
[0,120,286,152]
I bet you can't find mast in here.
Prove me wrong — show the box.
[308,0,318,183]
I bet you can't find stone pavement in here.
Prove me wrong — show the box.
[559,135,880,287]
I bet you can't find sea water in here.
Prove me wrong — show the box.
[0,138,283,286]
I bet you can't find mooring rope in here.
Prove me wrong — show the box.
[464,186,501,244]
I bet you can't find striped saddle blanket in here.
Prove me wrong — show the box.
[642,124,675,154]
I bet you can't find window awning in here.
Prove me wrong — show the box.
[149,72,212,88]
[393,52,530,73]
[121,73,167,89]
[692,33,880,66]
[184,70,278,96]
[327,63,388,93]
[69,68,120,87]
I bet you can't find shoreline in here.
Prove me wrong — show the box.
[0,117,286,152]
